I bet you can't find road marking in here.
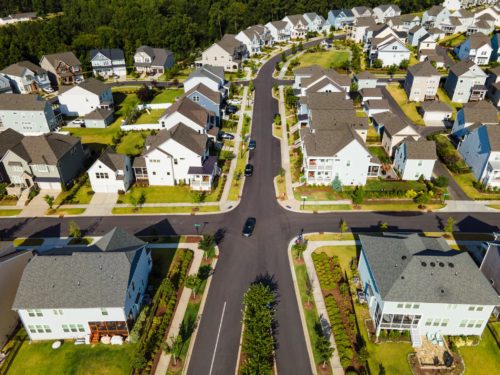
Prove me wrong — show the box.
[209,301,226,375]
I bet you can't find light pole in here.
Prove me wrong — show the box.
[301,196,307,210]
[194,223,201,235]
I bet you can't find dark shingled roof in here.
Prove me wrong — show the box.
[1,60,46,76]
[187,156,217,175]
[300,127,367,157]
[162,97,210,127]
[407,61,440,77]
[144,123,207,156]
[183,83,221,105]
[401,138,437,160]
[461,101,498,124]
[355,71,377,80]
[0,94,48,111]
[303,92,354,111]
[364,99,390,109]
[359,88,383,98]
[420,100,453,113]
[90,48,124,61]
[97,148,127,172]
[10,133,80,165]
[449,59,482,77]
[41,51,81,68]
[216,34,243,55]
[0,129,24,158]
[85,108,114,121]
[359,233,499,305]
[485,125,500,151]
[60,77,109,95]
[186,65,224,84]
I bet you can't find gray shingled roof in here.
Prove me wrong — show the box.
[216,34,243,55]
[268,20,288,30]
[183,83,221,105]
[0,129,24,158]
[426,5,444,17]
[97,149,126,172]
[85,108,114,121]
[303,92,354,111]
[94,227,145,253]
[162,97,209,127]
[90,48,124,61]
[0,94,48,111]
[41,52,81,68]
[408,61,440,77]
[373,112,408,137]
[1,60,46,76]
[135,46,173,68]
[462,101,498,124]
[359,233,499,305]
[60,77,109,95]
[300,127,365,157]
[144,123,207,156]
[285,14,309,26]
[365,99,390,109]
[449,59,482,77]
[359,88,383,98]
[485,124,500,151]
[10,133,80,164]
[356,71,376,80]
[420,100,453,113]
[468,33,491,49]
[186,65,224,85]
[402,138,437,160]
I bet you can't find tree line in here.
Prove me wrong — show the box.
[0,0,442,70]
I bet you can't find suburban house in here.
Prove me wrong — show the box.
[58,78,114,117]
[327,9,354,29]
[458,124,500,188]
[422,5,451,29]
[451,101,498,136]
[369,34,410,67]
[236,25,271,56]
[133,46,174,75]
[184,65,225,94]
[88,149,133,193]
[0,95,61,134]
[265,20,291,42]
[351,6,373,18]
[363,99,391,117]
[293,65,350,98]
[39,52,83,86]
[480,240,500,317]
[12,228,152,342]
[282,15,308,39]
[372,4,401,23]
[404,61,441,102]
[1,132,86,190]
[90,48,126,79]
[486,66,500,107]
[183,84,221,124]
[393,138,437,180]
[354,71,378,89]
[357,233,499,346]
[133,124,218,190]
[408,26,428,47]
[420,101,453,126]
[303,12,327,33]
[0,129,25,182]
[444,60,488,103]
[196,34,247,72]
[491,33,500,62]
[374,112,420,156]
[1,61,51,94]
[0,75,12,94]
[456,33,493,65]
[297,92,357,123]
[442,0,462,11]
[84,108,114,129]
[0,246,33,349]
[359,88,383,103]
[346,16,378,43]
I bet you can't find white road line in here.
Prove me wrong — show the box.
[209,301,227,375]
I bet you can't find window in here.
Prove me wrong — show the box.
[53,309,63,316]
[77,324,85,332]
[95,172,109,179]
[433,319,441,326]
[36,325,44,333]
[413,304,420,309]
[459,320,467,327]
[28,309,35,317]
[35,309,43,317]
[33,164,49,173]
[62,325,69,332]
[70,324,77,332]
[44,325,52,333]
[475,320,483,328]
[476,306,483,312]
[441,319,449,327]
[192,95,200,102]
[397,303,404,308]
[28,325,36,333]
[346,161,351,167]
[425,319,432,326]
[174,159,178,165]
[101,308,108,316]
[405,303,411,309]
[468,306,475,311]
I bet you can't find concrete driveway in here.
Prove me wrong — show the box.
[19,189,61,217]
[84,193,118,216]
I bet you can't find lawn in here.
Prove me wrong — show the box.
[118,183,223,204]
[47,208,86,216]
[0,209,21,216]
[368,146,390,164]
[436,87,462,117]
[297,49,351,70]
[302,204,352,211]
[151,89,183,104]
[54,181,93,205]
[135,109,164,124]
[7,336,135,375]
[460,323,500,375]
[439,33,466,48]
[385,84,425,126]
[314,245,358,275]
[0,198,18,206]
[228,147,249,201]
[115,131,148,156]
[452,173,500,200]
[112,206,219,214]
[356,202,444,211]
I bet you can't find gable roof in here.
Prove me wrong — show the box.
[468,33,491,49]
[60,77,109,95]
[41,51,81,68]
[407,60,440,77]
[96,148,127,172]
[93,227,145,253]
[373,112,411,137]
[216,34,243,55]
[331,9,354,18]
[359,233,499,305]
[183,83,221,105]
[364,99,390,109]
[303,92,354,111]
[11,133,80,164]
[285,14,309,26]
[85,108,114,121]
[485,125,500,152]
[186,65,224,85]
[420,100,453,113]
[135,46,173,67]
[355,71,376,80]
[1,60,46,76]
[90,48,124,61]
[426,5,445,17]
[359,88,383,98]
[462,101,498,124]
[297,65,351,88]
[449,59,483,77]
[0,129,24,158]
[300,127,366,157]
[145,123,207,156]
[267,20,288,30]
[402,138,437,159]
[162,97,210,126]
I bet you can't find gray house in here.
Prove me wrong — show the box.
[0,128,24,182]
[1,132,86,190]
[134,46,174,74]
[444,60,488,103]
[183,83,221,124]
[404,61,440,102]
[0,95,62,134]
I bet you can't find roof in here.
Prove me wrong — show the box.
[359,88,383,98]
[298,65,351,88]
[135,46,173,67]
[355,71,376,80]
[426,5,445,17]
[187,156,217,175]
[0,129,24,158]
[85,108,114,121]
[372,112,407,137]
[407,60,440,77]
[97,149,127,172]
[60,77,109,95]
[90,48,124,61]
[467,33,491,50]
[41,51,81,68]
[462,101,498,124]
[285,14,309,25]
[300,127,365,157]
[303,92,354,111]
[364,99,390,109]
[183,83,221,105]
[0,94,49,111]
[420,100,453,113]
[354,16,377,27]
[267,20,288,30]
[216,34,243,55]
[162,97,209,127]
[402,138,437,159]
[1,60,46,76]
[359,233,499,305]
[449,59,482,77]
[330,9,354,17]
[375,4,401,13]
[10,133,80,164]
[186,65,224,85]
[93,227,145,253]
[144,123,207,156]
[309,108,368,131]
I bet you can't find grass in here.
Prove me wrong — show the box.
[112,206,219,214]
[13,238,44,247]
[296,49,350,70]
[460,323,500,375]
[135,109,164,124]
[439,33,466,48]
[7,336,136,375]
[301,204,352,211]
[452,173,500,200]
[305,233,356,241]
[68,237,93,245]
[115,131,148,156]
[47,208,86,216]
[368,146,390,164]
[275,176,286,199]
[488,205,500,210]
[228,148,248,201]
[0,209,21,216]
[54,183,93,205]
[0,198,18,206]
[119,184,222,204]
[151,89,183,104]
[436,87,462,118]
[356,203,444,211]
[385,84,425,126]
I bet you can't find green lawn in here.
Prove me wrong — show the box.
[115,131,148,156]
[436,88,462,118]
[54,182,93,205]
[7,337,135,375]
[297,49,351,69]
[13,238,44,247]
[135,109,164,124]
[452,173,500,200]
[112,206,219,214]
[314,245,358,275]
[357,202,444,211]
[460,324,500,375]
[301,204,352,211]
[228,149,248,201]
[368,146,390,164]
[151,89,183,104]
[0,209,21,216]
[0,198,18,206]
[385,84,425,126]
[118,182,222,204]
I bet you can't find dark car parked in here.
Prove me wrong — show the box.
[244,164,254,176]
[242,217,256,237]
[248,139,256,150]
[219,131,235,140]
[225,105,238,114]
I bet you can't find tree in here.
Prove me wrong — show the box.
[350,82,359,93]
[372,59,383,69]
[185,274,201,298]
[291,43,297,54]
[68,221,81,239]
[433,176,449,188]
[399,59,409,69]
[339,219,348,234]
[444,217,456,234]
[331,175,342,192]
[136,85,154,103]
[44,194,55,209]
[129,195,139,210]
[379,222,388,232]
[305,275,314,306]
[341,59,351,73]
[164,335,182,366]
[281,52,287,62]
[414,191,429,206]
[298,41,304,51]
[316,333,334,368]
[137,191,146,207]
[198,234,216,259]
[387,64,398,76]
[293,242,307,260]
[248,79,254,92]
[352,186,365,206]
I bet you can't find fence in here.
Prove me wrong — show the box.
[136,103,171,110]
[121,124,165,131]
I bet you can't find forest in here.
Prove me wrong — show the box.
[0,0,442,70]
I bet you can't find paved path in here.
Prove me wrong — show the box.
[433,161,470,201]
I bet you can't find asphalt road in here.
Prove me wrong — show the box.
[1,40,499,374]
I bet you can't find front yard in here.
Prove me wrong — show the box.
[151,89,183,104]
[297,49,351,70]
[385,84,425,126]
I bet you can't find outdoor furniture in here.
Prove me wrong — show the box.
[100,335,111,344]
[110,335,124,345]
[52,341,61,349]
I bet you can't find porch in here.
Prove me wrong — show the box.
[469,85,487,101]
[88,321,129,344]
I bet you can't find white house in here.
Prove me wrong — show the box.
[346,16,378,43]
[328,9,355,30]
[444,59,488,103]
[134,46,174,74]
[235,25,271,56]
[456,33,493,65]
[90,48,126,79]
[408,26,428,47]
[370,35,410,67]
[265,20,291,42]
[393,138,437,180]
[196,34,247,72]
[283,15,308,39]
[58,78,114,117]
[184,65,225,94]
[363,99,391,117]
[404,61,441,102]
[373,112,421,156]
[359,88,383,103]
[354,71,378,89]
[358,233,499,346]
[442,0,462,12]
[422,5,451,29]
[293,65,350,98]
[303,12,327,33]
[0,61,51,94]
[458,124,500,189]
[88,149,133,193]
[420,101,453,126]
[372,4,401,23]
[12,228,152,342]
[451,100,498,136]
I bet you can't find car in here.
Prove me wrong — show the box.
[72,119,85,126]
[220,132,235,140]
[227,99,241,105]
[42,87,54,94]
[244,164,253,176]
[248,139,256,150]
[75,78,83,84]
[242,217,256,237]
[225,105,238,114]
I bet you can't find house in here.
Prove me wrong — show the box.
[84,108,114,129]
[0,129,25,182]
[393,138,437,180]
[408,26,428,47]
[327,9,354,29]
[236,25,271,56]
[357,233,499,346]
[420,101,453,126]
[1,61,51,94]
[354,71,378,89]
[442,0,462,12]
[12,228,152,342]
[490,33,500,62]
[486,66,500,107]
[351,6,373,18]
[439,16,464,35]
[370,35,410,67]
[196,34,247,72]
[372,4,401,23]
[293,65,350,98]
[480,241,500,317]
[404,61,441,102]
[303,12,327,33]
[346,16,378,43]
[282,15,308,39]
[58,78,114,117]
[90,48,126,79]
[0,95,62,134]
[444,60,488,103]
[0,75,12,94]
[0,246,33,349]
[1,132,86,190]
[297,92,356,123]
[417,35,445,68]
[39,52,83,86]
[184,65,225,94]
[363,99,391,117]
[422,5,451,29]
[453,9,475,32]
[426,27,446,41]
[458,124,500,188]
[0,12,36,25]
[134,46,174,74]
[132,124,218,190]
[265,20,291,42]
[418,34,438,56]
[374,112,420,156]
[183,84,221,124]
[456,33,493,65]
[451,101,498,136]
[88,149,133,193]
[359,88,383,103]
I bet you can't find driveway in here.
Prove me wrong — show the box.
[84,193,118,216]
[19,189,61,217]
[433,161,470,201]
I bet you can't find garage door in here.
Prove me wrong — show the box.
[37,181,62,190]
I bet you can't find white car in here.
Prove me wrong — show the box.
[42,87,54,94]
[227,99,241,105]
[72,119,85,126]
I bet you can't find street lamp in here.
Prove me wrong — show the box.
[301,196,307,210]
[194,223,201,235]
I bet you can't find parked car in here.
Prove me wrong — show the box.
[248,140,256,150]
[227,99,242,105]
[72,119,85,126]
[244,164,254,176]
[225,105,238,114]
[75,78,83,84]
[242,217,256,237]
[42,87,54,94]
[220,132,235,140]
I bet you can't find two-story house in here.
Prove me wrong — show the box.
[196,34,247,72]
[370,35,410,67]
[480,240,500,317]
[303,12,327,33]
[0,95,61,135]
[12,228,152,342]
[265,20,291,42]
[1,132,86,190]
[0,129,25,182]
[408,26,428,47]
[88,149,133,193]
[236,25,271,56]
[444,60,488,103]
[40,52,84,86]
[283,15,309,38]
[0,75,13,94]
[134,46,174,75]
[293,65,350,98]
[358,233,499,347]
[422,5,451,29]
[404,61,441,102]
[373,112,420,156]
[1,61,51,94]
[351,6,373,19]
[58,78,114,117]
[372,4,401,23]
[456,33,493,65]
[182,84,221,125]
[184,65,225,95]
[451,101,498,137]
[90,48,126,79]
[346,16,378,43]
[393,138,437,180]
[327,9,355,30]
